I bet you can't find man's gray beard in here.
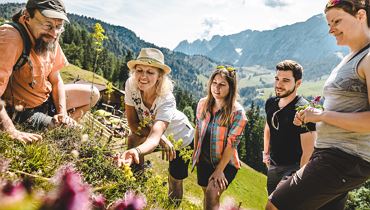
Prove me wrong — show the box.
[34,37,56,55]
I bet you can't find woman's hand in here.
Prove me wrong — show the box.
[159,137,176,161]
[114,148,140,167]
[209,169,228,191]
[294,107,323,126]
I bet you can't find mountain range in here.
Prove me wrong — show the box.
[175,14,349,80]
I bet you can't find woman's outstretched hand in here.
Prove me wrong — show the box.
[114,148,140,167]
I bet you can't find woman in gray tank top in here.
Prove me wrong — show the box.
[266,1,370,210]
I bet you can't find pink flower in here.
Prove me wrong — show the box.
[220,197,243,210]
[0,182,27,206]
[43,165,92,210]
[58,170,91,210]
[92,194,106,210]
[312,96,321,105]
[109,190,146,210]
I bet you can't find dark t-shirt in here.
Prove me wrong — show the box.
[265,96,316,166]
[199,115,213,165]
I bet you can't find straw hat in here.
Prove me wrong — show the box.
[127,48,171,74]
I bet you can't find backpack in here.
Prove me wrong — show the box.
[2,22,32,71]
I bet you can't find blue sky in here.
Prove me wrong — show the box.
[3,0,328,49]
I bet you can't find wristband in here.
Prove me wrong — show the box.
[134,147,142,156]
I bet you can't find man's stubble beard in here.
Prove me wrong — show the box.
[275,85,296,98]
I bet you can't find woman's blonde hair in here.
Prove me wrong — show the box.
[130,65,174,96]
[155,70,174,96]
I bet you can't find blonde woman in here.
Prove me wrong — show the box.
[192,66,247,210]
[116,48,194,205]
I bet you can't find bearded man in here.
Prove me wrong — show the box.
[0,0,100,143]
[263,60,317,195]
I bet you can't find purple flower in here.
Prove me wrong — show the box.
[0,182,27,206]
[109,191,146,210]
[43,165,92,210]
[92,194,106,210]
[312,96,321,105]
[58,170,91,210]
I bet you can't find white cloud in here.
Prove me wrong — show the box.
[200,16,223,40]
[264,0,289,8]
[2,0,328,49]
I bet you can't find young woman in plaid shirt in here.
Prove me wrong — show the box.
[192,66,247,210]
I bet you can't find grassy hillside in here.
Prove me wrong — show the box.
[61,64,108,85]
[147,152,268,210]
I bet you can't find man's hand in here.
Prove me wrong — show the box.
[52,113,78,127]
[8,129,42,144]
[159,138,176,161]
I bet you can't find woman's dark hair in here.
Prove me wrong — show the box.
[325,0,370,26]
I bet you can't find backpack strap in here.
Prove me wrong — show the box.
[7,22,31,71]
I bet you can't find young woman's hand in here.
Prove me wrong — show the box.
[209,169,228,191]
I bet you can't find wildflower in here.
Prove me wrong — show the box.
[44,165,92,210]
[220,197,243,210]
[0,182,27,206]
[81,134,89,143]
[109,190,146,210]
[71,150,79,159]
[295,96,323,131]
[92,194,106,210]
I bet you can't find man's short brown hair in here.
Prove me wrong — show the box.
[276,60,303,82]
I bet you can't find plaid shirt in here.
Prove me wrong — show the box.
[192,98,247,169]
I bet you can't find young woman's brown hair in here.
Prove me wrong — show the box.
[201,66,237,126]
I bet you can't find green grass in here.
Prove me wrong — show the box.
[224,163,267,210]
[60,64,108,85]
[147,152,267,210]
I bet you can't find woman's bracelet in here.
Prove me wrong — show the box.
[134,147,142,156]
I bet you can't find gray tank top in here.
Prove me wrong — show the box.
[316,47,370,162]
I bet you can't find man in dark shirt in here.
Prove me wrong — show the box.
[263,60,317,195]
